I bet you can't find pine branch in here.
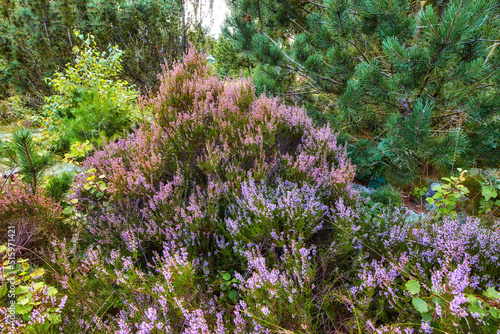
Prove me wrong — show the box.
[11,128,51,192]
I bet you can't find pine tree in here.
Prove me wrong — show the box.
[1,128,52,192]
[223,0,500,185]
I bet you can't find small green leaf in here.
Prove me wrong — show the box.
[222,273,231,281]
[48,287,58,296]
[18,295,30,305]
[422,312,432,322]
[63,207,73,215]
[406,280,421,295]
[49,313,62,324]
[33,282,45,290]
[412,297,429,313]
[467,295,478,304]
[482,186,497,201]
[16,303,28,314]
[228,289,238,303]
[490,308,499,319]
[484,287,500,299]
[15,286,30,294]
[468,304,485,317]
[30,268,45,280]
[0,285,7,297]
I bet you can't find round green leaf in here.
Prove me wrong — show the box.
[406,280,421,295]
[412,297,429,313]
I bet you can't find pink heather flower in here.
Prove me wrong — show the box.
[420,321,433,333]
[137,321,154,334]
[449,294,468,317]
[116,317,132,334]
[123,257,134,271]
[57,295,68,311]
[215,311,226,334]
[145,307,157,322]
[435,302,442,318]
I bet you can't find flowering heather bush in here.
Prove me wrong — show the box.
[0,179,67,255]
[56,47,355,332]
[334,206,500,333]
[71,47,355,259]
[52,48,500,333]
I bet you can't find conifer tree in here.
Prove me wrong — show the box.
[223,0,500,185]
[1,128,51,192]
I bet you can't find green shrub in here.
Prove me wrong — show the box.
[366,184,403,209]
[39,32,138,147]
[63,86,132,142]
[45,172,74,204]
[0,245,67,332]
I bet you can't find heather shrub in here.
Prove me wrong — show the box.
[58,47,356,332]
[224,179,328,251]
[48,239,225,333]
[71,47,355,260]
[0,179,67,256]
[332,205,500,333]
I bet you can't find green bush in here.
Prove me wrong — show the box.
[369,184,403,207]
[45,172,74,204]
[40,32,138,147]
[0,245,67,332]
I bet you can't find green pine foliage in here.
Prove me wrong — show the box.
[0,128,52,191]
[45,171,73,203]
[222,0,500,185]
[64,86,131,142]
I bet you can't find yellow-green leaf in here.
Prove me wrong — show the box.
[406,280,420,295]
